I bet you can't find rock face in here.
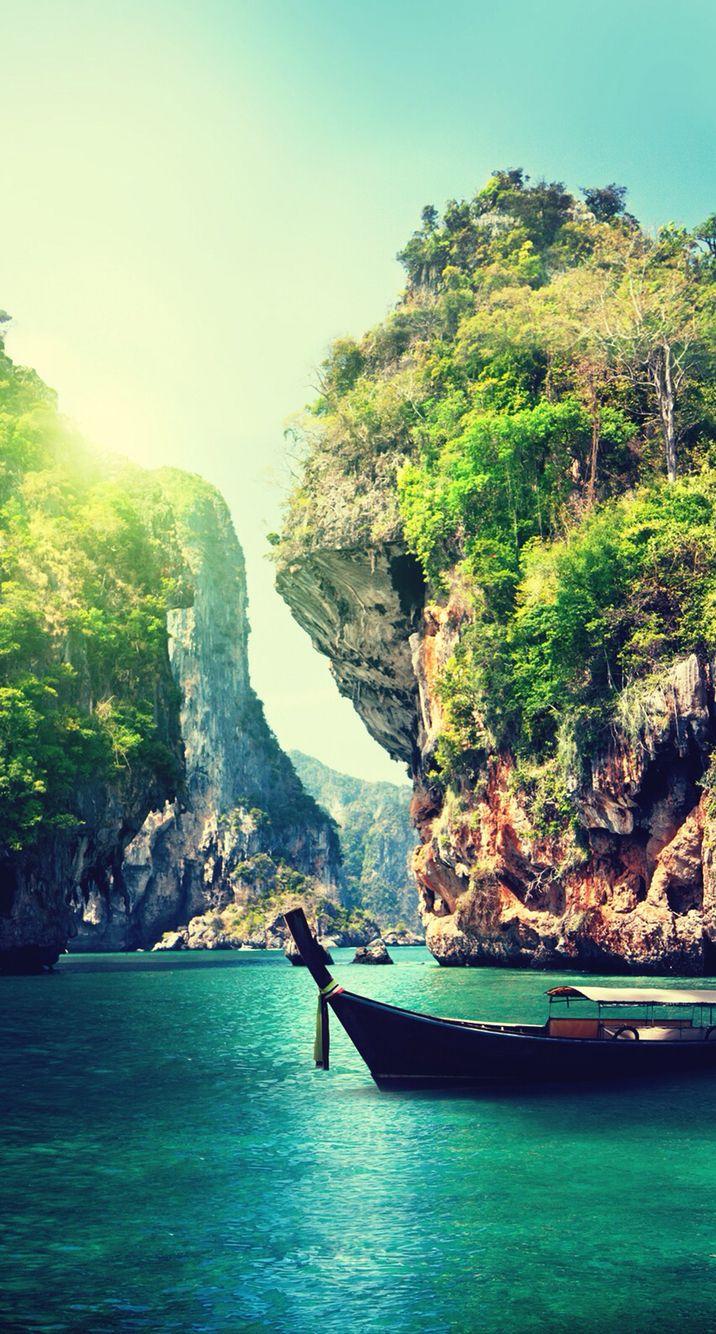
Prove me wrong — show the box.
[276,546,425,767]
[71,473,340,951]
[0,652,181,974]
[414,645,716,975]
[278,542,716,975]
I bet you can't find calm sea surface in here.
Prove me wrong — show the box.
[2,948,716,1332]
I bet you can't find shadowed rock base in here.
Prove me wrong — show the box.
[0,946,59,974]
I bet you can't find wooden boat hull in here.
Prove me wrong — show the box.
[282,908,716,1088]
[329,991,716,1087]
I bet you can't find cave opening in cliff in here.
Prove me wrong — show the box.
[389,554,426,620]
[639,750,705,860]
[641,751,703,810]
[703,933,716,975]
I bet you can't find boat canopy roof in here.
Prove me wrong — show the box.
[548,985,716,1007]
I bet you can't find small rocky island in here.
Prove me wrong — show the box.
[353,939,394,965]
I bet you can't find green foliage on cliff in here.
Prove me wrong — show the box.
[440,471,716,765]
[281,171,716,779]
[0,332,186,852]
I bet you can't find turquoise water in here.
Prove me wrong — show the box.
[2,948,716,1332]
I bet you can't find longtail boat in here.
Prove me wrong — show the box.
[284,908,716,1088]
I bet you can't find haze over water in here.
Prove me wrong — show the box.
[3,950,716,1332]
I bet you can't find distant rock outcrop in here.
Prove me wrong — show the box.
[353,938,393,964]
[289,749,420,930]
[285,936,334,966]
[382,928,425,946]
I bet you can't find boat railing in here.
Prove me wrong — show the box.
[545,1013,716,1041]
[598,1017,712,1042]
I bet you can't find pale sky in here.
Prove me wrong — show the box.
[1,0,713,781]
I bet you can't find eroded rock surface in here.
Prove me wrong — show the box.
[418,654,716,974]
[276,546,425,767]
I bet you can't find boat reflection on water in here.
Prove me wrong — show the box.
[284,908,716,1089]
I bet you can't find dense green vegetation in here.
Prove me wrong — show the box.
[0,323,186,852]
[281,172,716,782]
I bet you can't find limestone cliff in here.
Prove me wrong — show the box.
[0,747,179,973]
[72,472,340,951]
[278,546,716,975]
[274,173,716,976]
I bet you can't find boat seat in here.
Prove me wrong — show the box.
[548,1018,600,1039]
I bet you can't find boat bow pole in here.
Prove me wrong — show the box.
[284,908,344,1069]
